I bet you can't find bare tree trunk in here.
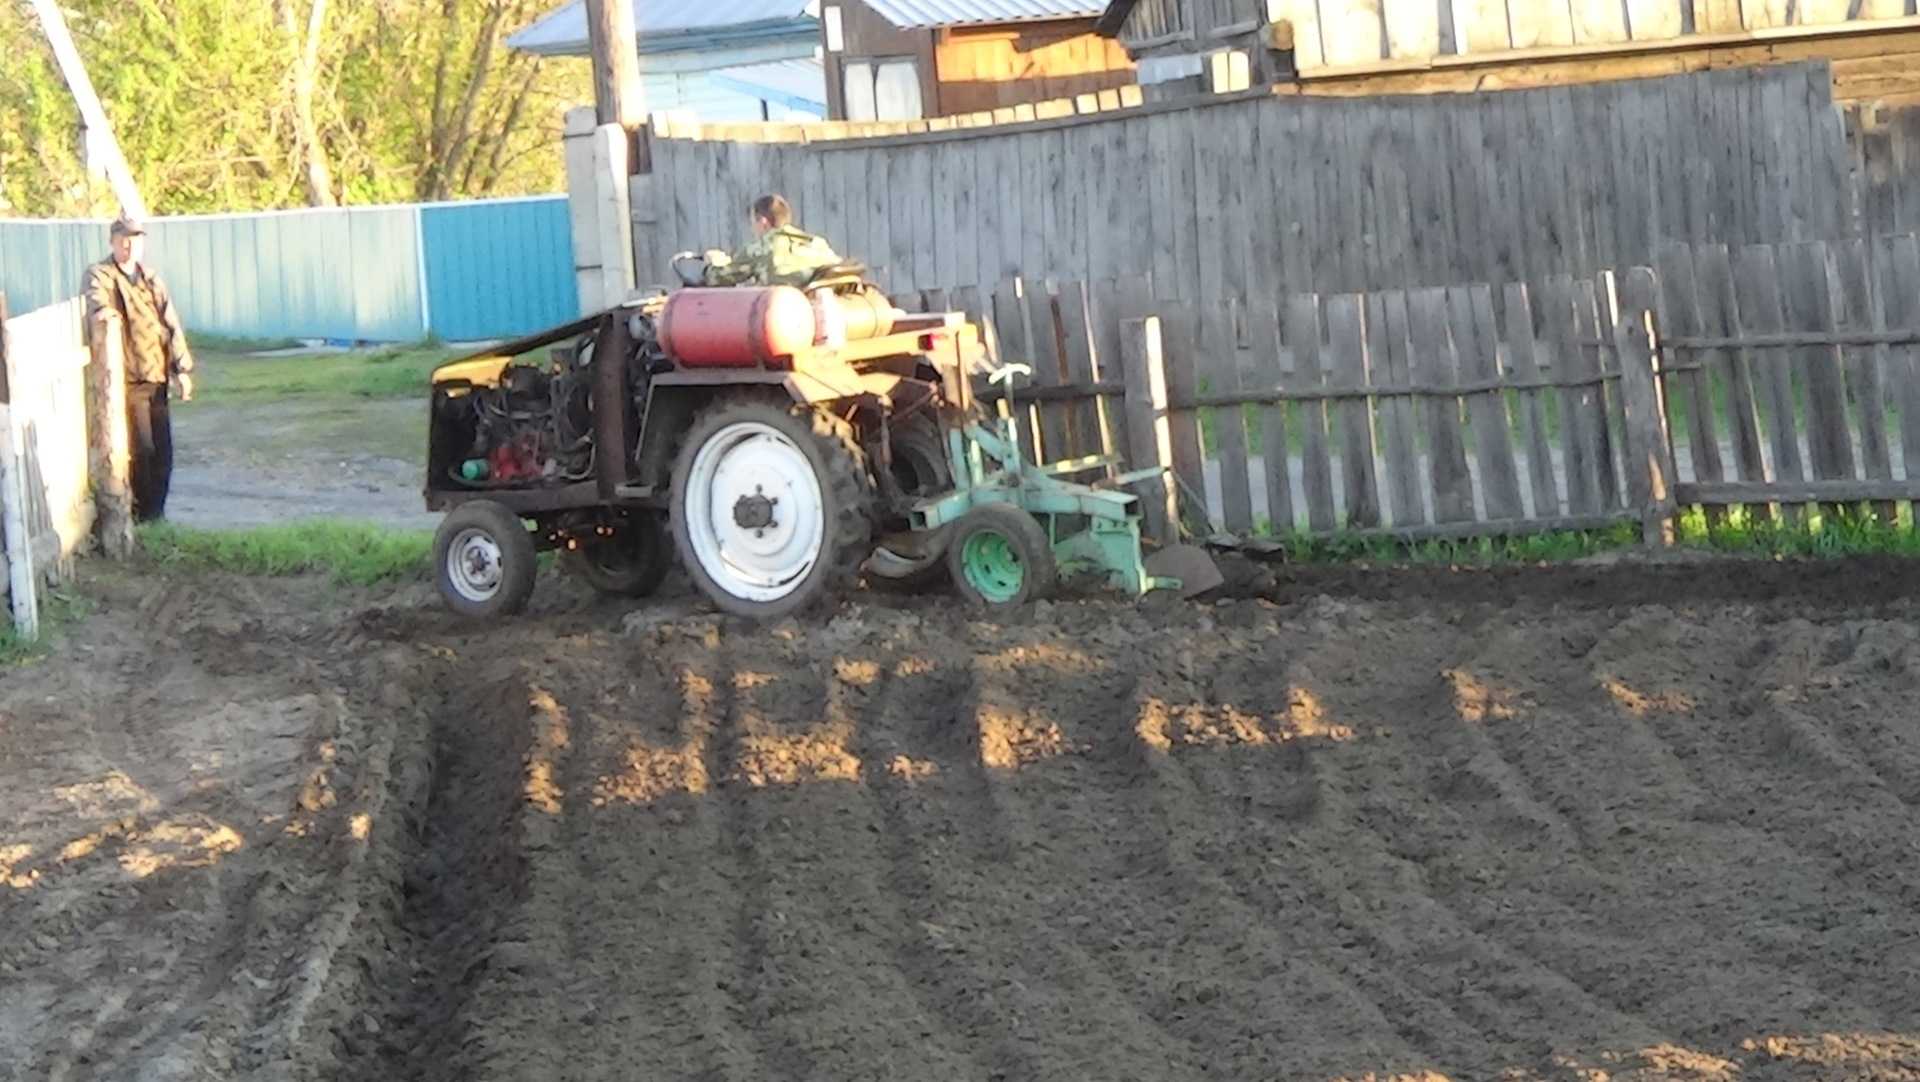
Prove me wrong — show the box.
[282,0,337,206]
[85,319,133,558]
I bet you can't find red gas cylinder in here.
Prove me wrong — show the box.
[657,286,817,368]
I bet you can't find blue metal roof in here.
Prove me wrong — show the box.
[862,0,1101,29]
[508,0,817,56]
[708,57,827,115]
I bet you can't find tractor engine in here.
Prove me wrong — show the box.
[448,355,596,486]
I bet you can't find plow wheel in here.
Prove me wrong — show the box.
[561,512,671,598]
[948,502,1056,608]
[670,399,875,619]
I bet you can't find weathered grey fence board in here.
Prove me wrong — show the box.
[1732,244,1809,520]
[1160,300,1209,533]
[1653,245,1727,498]
[1203,308,1256,534]
[1056,281,1110,459]
[1249,302,1297,534]
[1692,244,1770,487]
[1544,276,1602,515]
[1283,294,1338,531]
[1451,284,1523,522]
[1324,294,1382,529]
[1408,287,1475,523]
[1778,242,1857,489]
[1576,278,1624,508]
[1828,238,1897,519]
[1026,284,1072,461]
[1369,290,1424,526]
[1501,282,1560,518]
[1883,235,1920,490]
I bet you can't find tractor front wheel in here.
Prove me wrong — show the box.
[670,398,875,619]
[433,500,539,619]
[947,503,1056,608]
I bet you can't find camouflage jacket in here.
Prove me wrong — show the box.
[83,259,195,384]
[703,225,841,288]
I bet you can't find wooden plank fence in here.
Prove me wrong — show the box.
[1654,235,1920,519]
[629,64,1848,309]
[0,294,94,637]
[893,231,1920,547]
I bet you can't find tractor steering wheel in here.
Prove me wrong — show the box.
[670,251,711,287]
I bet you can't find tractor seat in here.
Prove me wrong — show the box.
[804,260,869,289]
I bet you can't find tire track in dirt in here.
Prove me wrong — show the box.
[1574,611,1920,1030]
[1186,611,1669,1077]
[1105,632,1450,1081]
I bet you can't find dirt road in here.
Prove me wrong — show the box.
[7,556,1920,1081]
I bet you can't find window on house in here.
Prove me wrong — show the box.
[842,57,922,121]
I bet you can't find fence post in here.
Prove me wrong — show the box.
[85,306,135,558]
[1120,316,1177,545]
[1610,268,1677,546]
[0,294,36,638]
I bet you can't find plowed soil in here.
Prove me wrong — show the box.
[8,556,1920,1081]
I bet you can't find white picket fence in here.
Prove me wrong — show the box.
[1,296,94,638]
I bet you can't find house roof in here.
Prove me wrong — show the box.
[708,57,828,114]
[862,0,1104,30]
[507,0,817,56]
[1092,0,1137,36]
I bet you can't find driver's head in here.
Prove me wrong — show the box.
[750,194,791,237]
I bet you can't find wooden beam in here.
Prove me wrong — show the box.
[28,0,145,217]
[586,0,645,129]
[1677,479,1920,502]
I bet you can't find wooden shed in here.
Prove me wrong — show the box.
[1095,0,1920,107]
[821,0,1136,119]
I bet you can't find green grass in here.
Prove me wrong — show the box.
[0,587,96,664]
[192,342,469,402]
[1256,503,1920,568]
[139,521,433,585]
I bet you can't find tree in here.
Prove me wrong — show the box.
[0,0,591,215]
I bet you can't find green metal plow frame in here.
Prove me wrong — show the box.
[908,364,1183,597]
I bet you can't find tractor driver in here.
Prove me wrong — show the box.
[701,194,842,289]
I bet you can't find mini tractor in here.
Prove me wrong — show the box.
[423,253,1216,620]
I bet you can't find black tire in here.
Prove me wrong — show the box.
[867,416,954,589]
[433,500,538,619]
[946,502,1056,609]
[560,512,671,597]
[669,398,875,619]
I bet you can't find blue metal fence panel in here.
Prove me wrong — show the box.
[145,206,426,342]
[2,195,574,342]
[419,196,576,341]
[0,220,110,315]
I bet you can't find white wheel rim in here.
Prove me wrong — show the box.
[447,526,504,602]
[683,421,827,603]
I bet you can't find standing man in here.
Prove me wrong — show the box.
[83,215,194,523]
[702,194,843,288]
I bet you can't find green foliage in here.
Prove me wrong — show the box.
[139,521,431,585]
[1276,521,1643,565]
[1266,506,1920,567]
[0,0,592,215]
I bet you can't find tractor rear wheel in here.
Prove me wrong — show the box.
[433,500,539,619]
[561,512,671,598]
[670,398,875,619]
[947,502,1056,608]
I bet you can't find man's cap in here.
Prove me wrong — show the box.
[109,215,146,238]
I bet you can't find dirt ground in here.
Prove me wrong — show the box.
[7,543,1920,1081]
